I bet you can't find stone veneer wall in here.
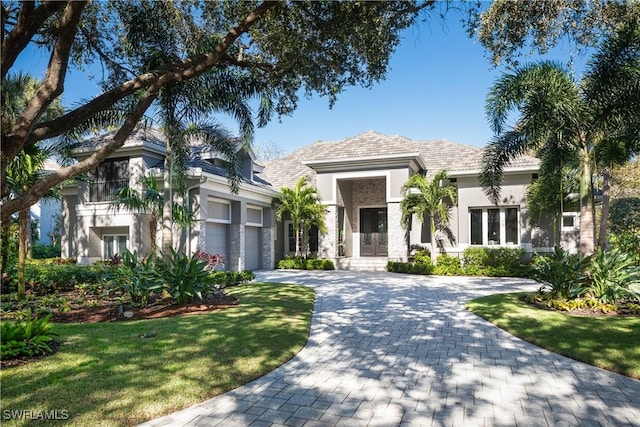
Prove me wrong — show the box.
[229,224,245,271]
[387,202,407,261]
[350,178,386,232]
[320,205,337,259]
[261,227,275,269]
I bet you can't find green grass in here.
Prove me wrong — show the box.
[0,283,315,426]
[466,293,640,379]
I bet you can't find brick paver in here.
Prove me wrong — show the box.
[139,271,640,427]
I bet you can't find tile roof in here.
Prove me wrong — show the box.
[260,131,539,189]
[73,127,166,152]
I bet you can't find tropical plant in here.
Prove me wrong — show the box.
[481,20,640,257]
[2,74,63,297]
[609,198,640,258]
[401,170,457,264]
[587,249,640,304]
[433,254,464,276]
[154,249,213,304]
[531,247,590,299]
[107,250,162,307]
[1,312,58,359]
[275,176,327,257]
[110,174,193,256]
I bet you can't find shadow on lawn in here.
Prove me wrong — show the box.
[0,283,314,427]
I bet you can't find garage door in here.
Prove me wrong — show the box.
[205,223,228,268]
[244,226,261,270]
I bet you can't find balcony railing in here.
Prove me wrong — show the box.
[88,179,129,203]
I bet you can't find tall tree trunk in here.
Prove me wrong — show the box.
[161,145,173,258]
[17,208,28,299]
[150,213,158,256]
[294,223,301,257]
[430,215,437,265]
[578,145,595,257]
[26,206,32,259]
[597,167,611,251]
[0,219,11,275]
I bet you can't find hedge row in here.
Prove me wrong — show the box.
[388,247,531,278]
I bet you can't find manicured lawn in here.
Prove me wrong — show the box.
[0,283,315,426]
[466,293,640,379]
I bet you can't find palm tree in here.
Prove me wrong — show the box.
[400,170,457,264]
[109,174,193,256]
[275,176,327,257]
[2,73,63,297]
[5,146,61,298]
[481,20,640,257]
[115,1,273,255]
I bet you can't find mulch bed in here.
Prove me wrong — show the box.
[51,293,239,323]
[1,293,239,368]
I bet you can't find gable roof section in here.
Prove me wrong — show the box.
[259,131,539,189]
[72,128,167,155]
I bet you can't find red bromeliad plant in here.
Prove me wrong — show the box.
[196,251,225,271]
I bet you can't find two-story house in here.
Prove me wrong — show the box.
[61,128,279,270]
[62,129,568,271]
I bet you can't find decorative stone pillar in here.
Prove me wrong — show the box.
[230,224,245,271]
[319,205,337,259]
[387,202,407,261]
[261,227,275,269]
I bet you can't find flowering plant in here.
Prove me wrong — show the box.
[195,251,225,271]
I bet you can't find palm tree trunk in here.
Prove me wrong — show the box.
[578,145,595,257]
[597,166,611,251]
[161,147,173,258]
[430,216,437,265]
[17,208,28,299]
[150,213,158,256]
[294,223,301,257]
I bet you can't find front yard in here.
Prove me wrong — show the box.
[0,282,315,426]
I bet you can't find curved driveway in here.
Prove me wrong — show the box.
[141,271,640,427]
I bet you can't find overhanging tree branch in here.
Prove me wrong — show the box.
[1,1,65,81]
[1,1,276,222]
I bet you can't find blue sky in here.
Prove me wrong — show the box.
[14,11,587,155]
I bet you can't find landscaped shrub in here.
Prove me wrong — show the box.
[31,243,61,259]
[433,254,463,276]
[155,249,214,304]
[276,256,335,270]
[1,312,58,359]
[462,247,527,277]
[210,270,255,288]
[412,249,431,265]
[586,249,640,303]
[24,262,112,295]
[107,250,162,307]
[386,260,433,275]
[531,247,589,299]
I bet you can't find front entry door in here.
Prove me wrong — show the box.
[360,208,388,256]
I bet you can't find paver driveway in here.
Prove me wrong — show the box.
[141,271,640,427]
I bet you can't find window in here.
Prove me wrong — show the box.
[285,221,296,254]
[89,158,129,202]
[103,234,128,259]
[505,208,518,244]
[487,208,501,244]
[469,207,520,246]
[208,198,231,223]
[470,209,483,245]
[246,206,263,226]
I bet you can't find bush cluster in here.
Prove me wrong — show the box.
[531,247,640,307]
[1,312,58,359]
[276,256,335,270]
[387,247,528,277]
